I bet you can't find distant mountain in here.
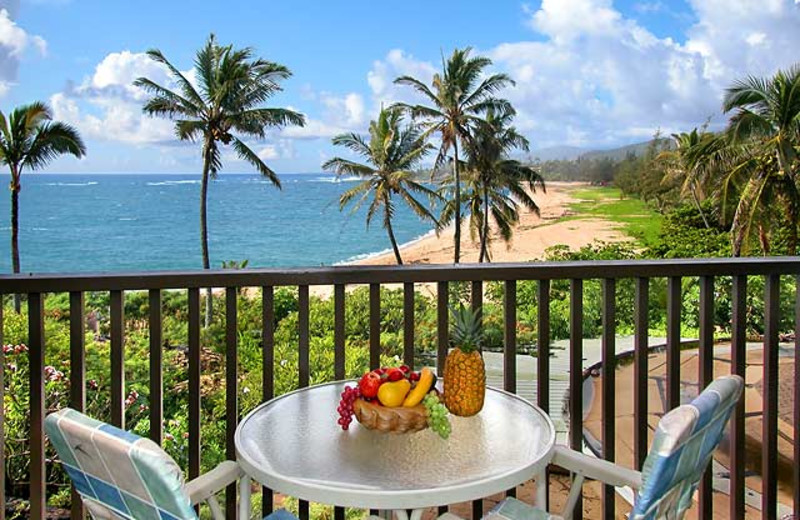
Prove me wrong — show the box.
[528,145,588,161]
[578,139,671,161]
[528,139,671,164]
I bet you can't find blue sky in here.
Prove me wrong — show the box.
[2,0,799,173]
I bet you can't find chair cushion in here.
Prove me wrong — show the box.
[45,408,197,520]
[483,498,555,519]
[264,510,299,520]
[632,375,743,519]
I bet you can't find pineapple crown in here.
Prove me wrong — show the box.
[449,303,483,353]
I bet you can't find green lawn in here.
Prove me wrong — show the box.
[566,185,662,245]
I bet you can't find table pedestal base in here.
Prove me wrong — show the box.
[370,509,424,520]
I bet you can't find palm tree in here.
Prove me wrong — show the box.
[322,108,439,264]
[135,34,305,325]
[658,128,719,229]
[722,64,800,255]
[0,102,85,311]
[393,47,514,263]
[457,107,544,262]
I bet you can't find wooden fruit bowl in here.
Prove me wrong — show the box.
[353,398,428,433]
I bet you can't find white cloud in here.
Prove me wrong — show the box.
[367,49,436,107]
[281,118,350,140]
[256,139,294,161]
[46,0,800,170]
[50,91,176,144]
[277,92,367,140]
[50,51,191,144]
[484,0,800,148]
[0,5,46,96]
[87,50,169,99]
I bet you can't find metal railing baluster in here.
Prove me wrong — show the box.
[188,288,201,482]
[29,293,45,520]
[69,291,86,520]
[729,276,746,519]
[110,290,125,427]
[148,289,162,445]
[569,279,583,520]
[226,288,239,520]
[762,275,779,520]
[633,278,648,471]
[698,276,714,519]
[601,279,616,520]
[666,277,681,411]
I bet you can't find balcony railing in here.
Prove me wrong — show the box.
[0,256,798,520]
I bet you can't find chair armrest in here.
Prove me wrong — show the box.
[551,445,642,490]
[185,460,244,505]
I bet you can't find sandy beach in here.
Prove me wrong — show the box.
[311,182,628,299]
[354,182,626,266]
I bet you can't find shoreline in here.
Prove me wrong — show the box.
[345,182,627,267]
[310,182,629,298]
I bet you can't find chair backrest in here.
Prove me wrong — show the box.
[631,375,744,519]
[45,408,197,520]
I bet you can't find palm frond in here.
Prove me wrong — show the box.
[230,137,280,186]
[23,121,86,171]
[144,48,205,108]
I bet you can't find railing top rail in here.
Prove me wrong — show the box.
[0,256,798,293]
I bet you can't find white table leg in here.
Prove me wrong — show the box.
[390,509,424,520]
[239,475,251,519]
[536,468,547,509]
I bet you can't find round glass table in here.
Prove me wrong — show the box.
[235,381,555,518]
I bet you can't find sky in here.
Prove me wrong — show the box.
[1,0,799,174]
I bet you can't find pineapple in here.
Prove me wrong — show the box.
[443,304,486,417]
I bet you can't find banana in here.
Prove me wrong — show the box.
[403,367,434,407]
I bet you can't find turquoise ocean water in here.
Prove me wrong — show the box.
[0,173,436,273]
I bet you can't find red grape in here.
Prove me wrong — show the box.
[336,385,361,430]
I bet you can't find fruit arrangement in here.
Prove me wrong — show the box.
[337,365,451,438]
[444,305,486,417]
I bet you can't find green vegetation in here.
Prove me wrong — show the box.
[135,34,306,325]
[566,186,662,245]
[539,64,800,258]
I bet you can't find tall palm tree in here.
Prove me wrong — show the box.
[135,34,305,325]
[393,47,514,263]
[457,107,544,262]
[0,102,85,311]
[658,128,719,229]
[722,64,800,255]
[322,108,439,265]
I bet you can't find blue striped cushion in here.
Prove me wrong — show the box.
[484,498,554,519]
[631,375,743,519]
[45,408,197,520]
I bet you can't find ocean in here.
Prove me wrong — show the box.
[0,173,437,273]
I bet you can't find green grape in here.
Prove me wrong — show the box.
[422,392,452,439]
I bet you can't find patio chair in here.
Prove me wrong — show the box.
[449,374,744,520]
[44,408,289,520]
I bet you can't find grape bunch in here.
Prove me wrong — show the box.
[337,385,361,430]
[423,392,452,439]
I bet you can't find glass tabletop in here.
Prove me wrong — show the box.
[235,381,555,510]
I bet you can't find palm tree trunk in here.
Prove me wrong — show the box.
[689,182,711,229]
[758,224,769,256]
[10,171,21,313]
[200,144,212,327]
[386,210,403,265]
[480,187,490,263]
[453,139,461,264]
